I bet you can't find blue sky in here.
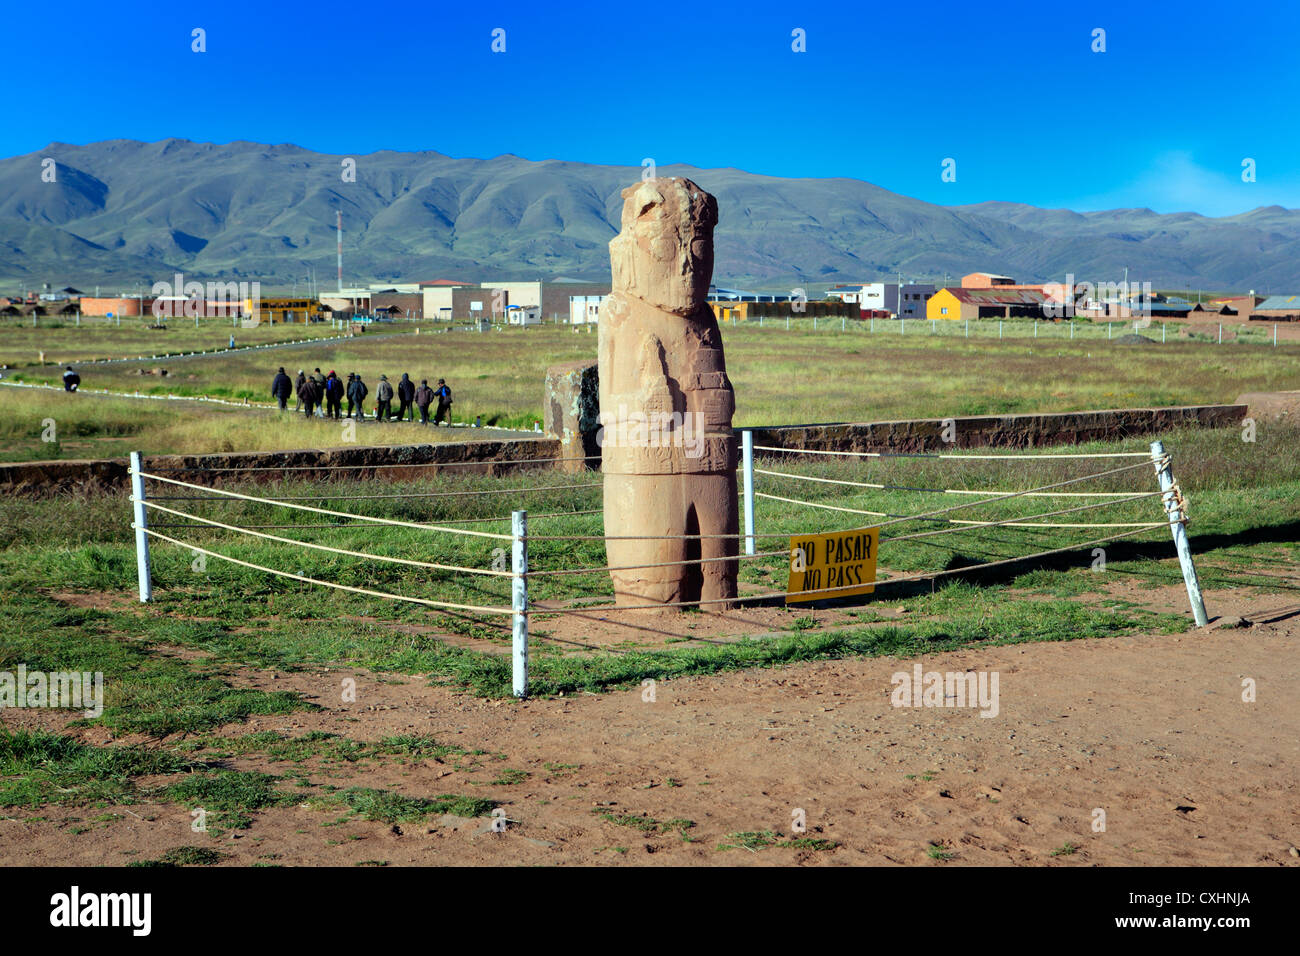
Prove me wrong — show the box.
[8,0,1299,216]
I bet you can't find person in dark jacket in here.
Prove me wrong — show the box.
[433,378,453,426]
[324,370,343,419]
[62,366,81,392]
[294,370,306,412]
[345,372,356,417]
[413,379,435,425]
[375,374,394,422]
[347,373,368,420]
[396,373,415,421]
[270,366,292,410]
[297,374,323,418]
[310,368,327,417]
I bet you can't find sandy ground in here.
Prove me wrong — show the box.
[2,583,1297,867]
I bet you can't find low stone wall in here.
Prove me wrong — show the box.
[0,437,561,497]
[0,457,131,497]
[746,404,1246,454]
[1,404,1246,497]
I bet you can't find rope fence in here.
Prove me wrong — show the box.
[138,471,512,540]
[125,432,1210,699]
[141,529,512,616]
[143,455,592,473]
[753,444,1155,460]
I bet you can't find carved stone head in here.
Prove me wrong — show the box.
[609,177,718,316]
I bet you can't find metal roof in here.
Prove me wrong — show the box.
[945,288,1048,305]
[1255,294,1300,310]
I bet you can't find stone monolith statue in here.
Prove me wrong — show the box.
[599,178,739,607]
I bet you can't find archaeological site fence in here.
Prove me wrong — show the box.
[127,433,1207,698]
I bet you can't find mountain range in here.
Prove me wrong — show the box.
[1,139,1296,293]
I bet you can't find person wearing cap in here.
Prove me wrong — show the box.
[294,369,306,412]
[324,370,343,419]
[62,366,81,392]
[433,378,453,426]
[270,366,292,410]
[347,372,368,420]
[375,374,394,422]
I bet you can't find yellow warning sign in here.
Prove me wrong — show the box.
[786,527,879,603]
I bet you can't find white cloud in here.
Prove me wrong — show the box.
[1069,152,1299,217]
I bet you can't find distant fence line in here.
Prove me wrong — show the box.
[720,314,1290,345]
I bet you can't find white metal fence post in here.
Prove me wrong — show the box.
[129,451,152,602]
[741,430,755,556]
[512,510,529,697]
[1150,441,1208,627]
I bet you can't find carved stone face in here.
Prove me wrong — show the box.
[609,178,718,316]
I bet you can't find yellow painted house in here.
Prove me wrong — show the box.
[926,288,964,320]
[927,287,1051,321]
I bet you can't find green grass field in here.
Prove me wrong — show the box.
[3,319,1298,462]
[3,422,1294,706]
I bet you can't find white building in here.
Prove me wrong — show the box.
[569,294,604,324]
[828,283,900,311]
[826,282,933,318]
[507,305,542,325]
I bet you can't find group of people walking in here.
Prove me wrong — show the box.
[270,367,452,425]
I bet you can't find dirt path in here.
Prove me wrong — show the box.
[3,584,1295,867]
